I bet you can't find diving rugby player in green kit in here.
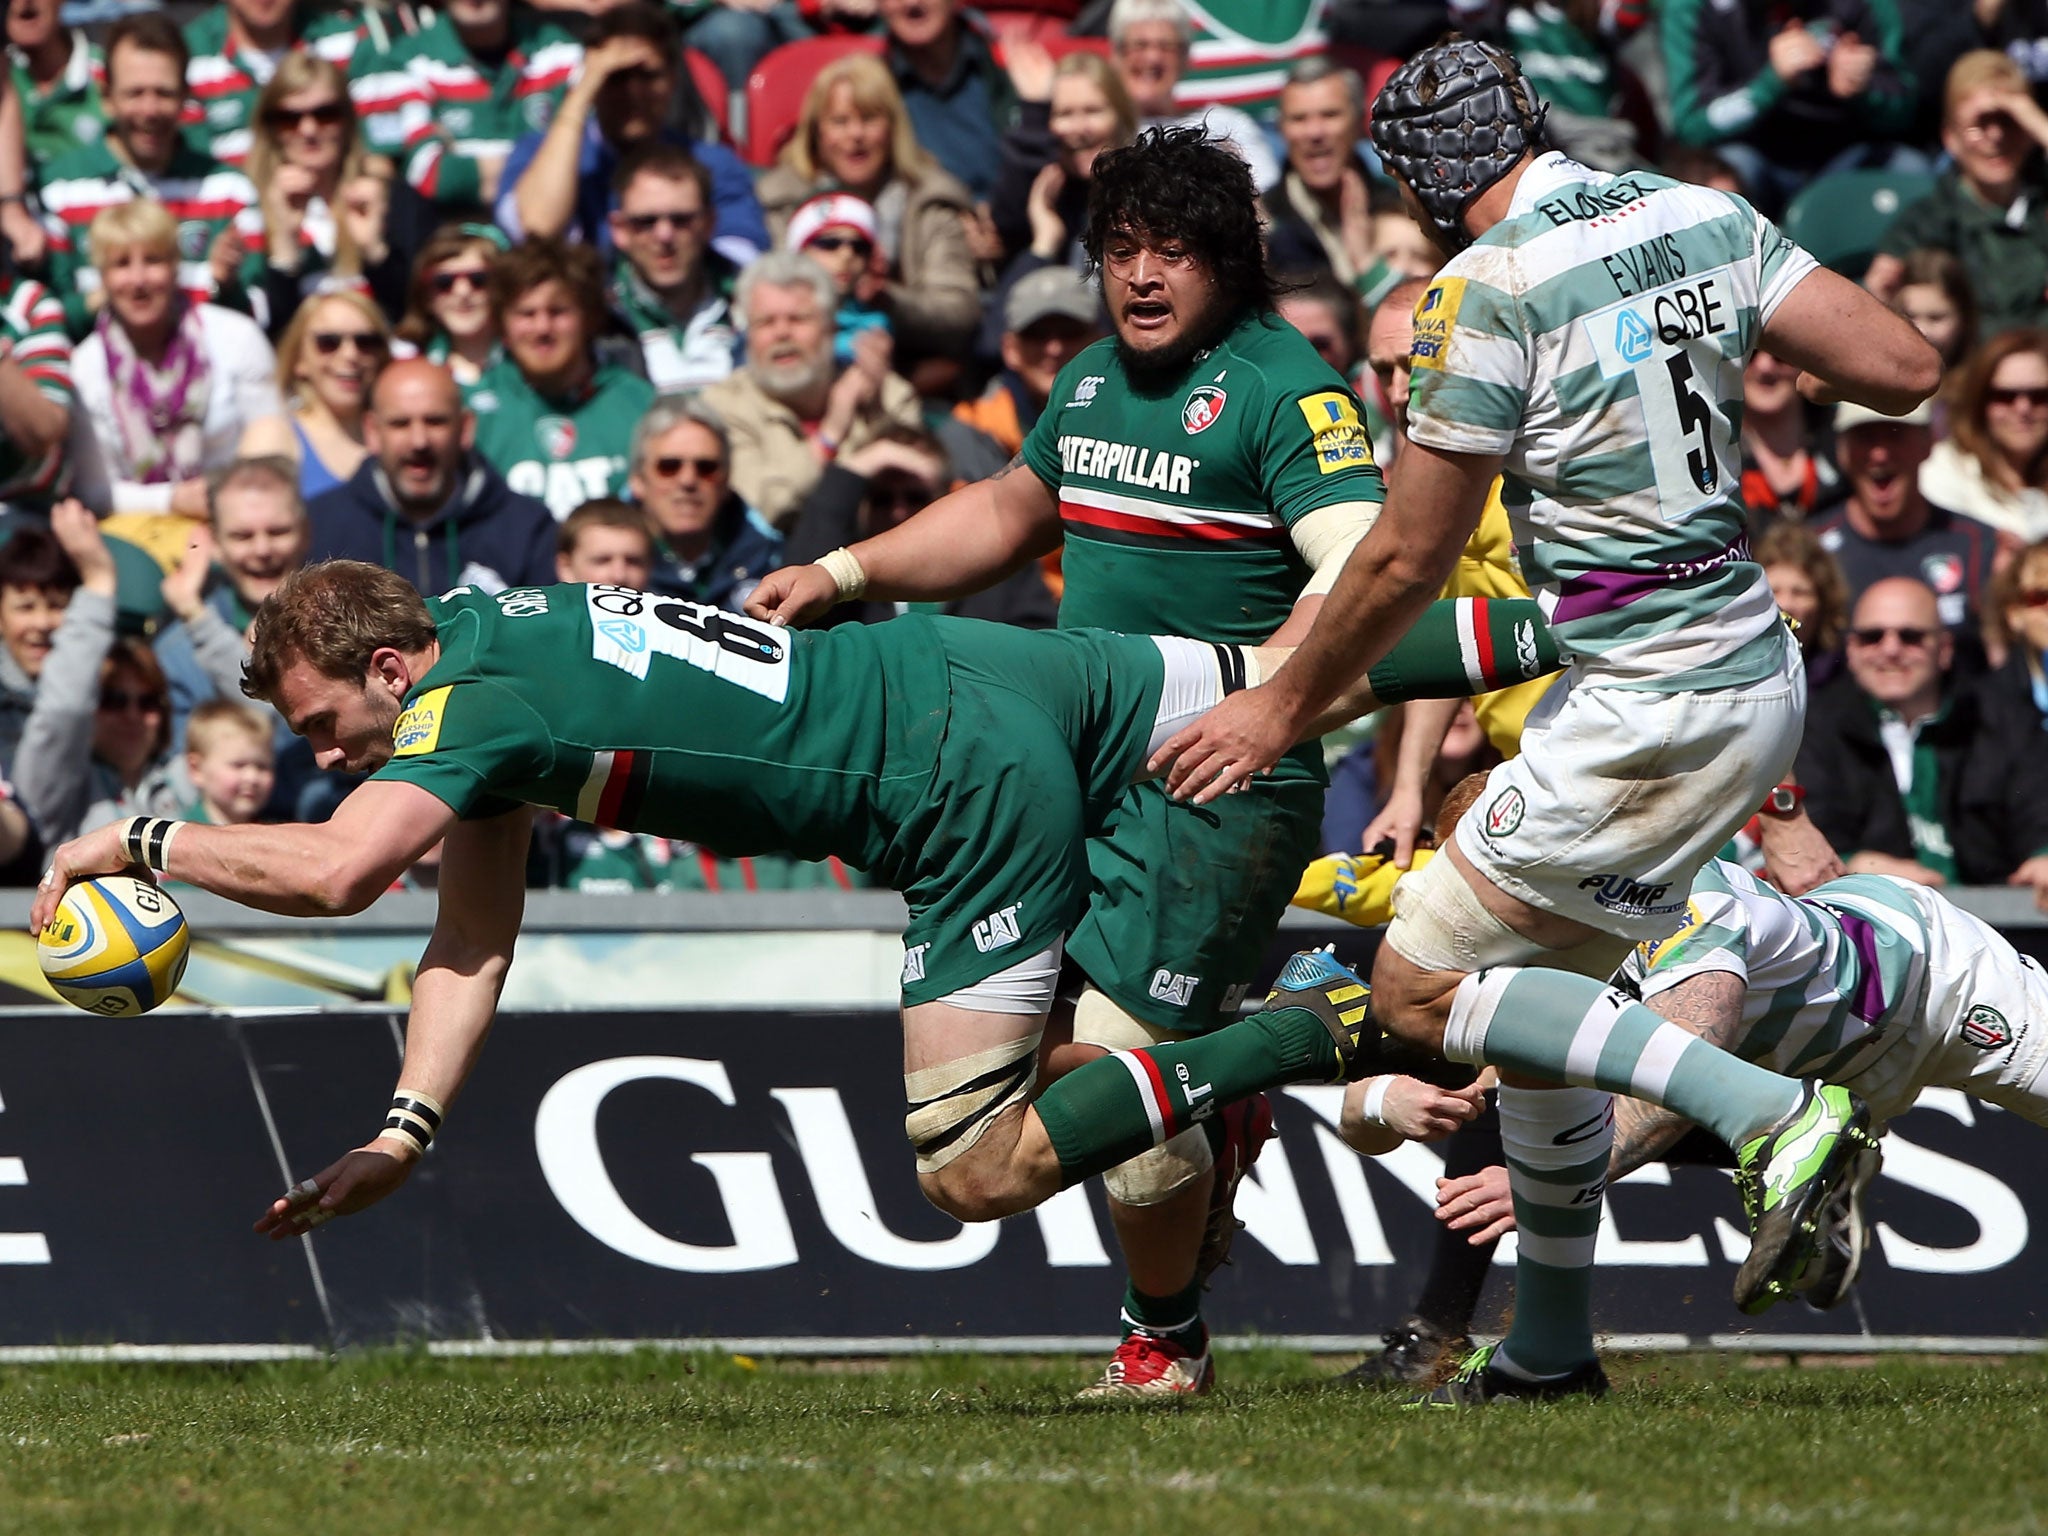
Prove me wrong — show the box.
[33,560,1557,1245]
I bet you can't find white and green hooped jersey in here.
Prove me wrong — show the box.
[1406,153,1818,691]
[1625,860,2030,1124]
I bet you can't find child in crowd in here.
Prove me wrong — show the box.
[784,193,890,366]
[555,498,656,588]
[182,700,275,828]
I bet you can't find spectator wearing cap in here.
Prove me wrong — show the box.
[1816,398,1997,652]
[1798,574,2048,905]
[1866,52,2048,336]
[499,2,767,267]
[699,251,923,527]
[955,267,1102,458]
[606,143,740,394]
[1920,330,2048,543]
[1109,0,1279,193]
[630,394,783,611]
[756,53,981,370]
[786,193,890,367]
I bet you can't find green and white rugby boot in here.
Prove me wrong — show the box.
[1732,1082,1878,1315]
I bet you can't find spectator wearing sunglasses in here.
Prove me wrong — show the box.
[180,0,373,170]
[629,395,782,613]
[1921,331,2048,543]
[246,56,404,332]
[1797,574,2048,906]
[606,143,738,393]
[12,499,184,850]
[306,356,556,596]
[1817,398,1997,654]
[785,193,889,369]
[239,288,390,504]
[1989,536,2048,722]
[394,223,505,393]
[66,200,283,520]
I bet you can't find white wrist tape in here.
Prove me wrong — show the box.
[121,816,185,872]
[1359,1076,1395,1129]
[818,547,869,602]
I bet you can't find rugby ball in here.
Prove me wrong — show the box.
[38,875,190,1015]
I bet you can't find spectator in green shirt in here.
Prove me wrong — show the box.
[1868,50,2048,335]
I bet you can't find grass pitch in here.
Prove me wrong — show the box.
[0,1349,2039,1535]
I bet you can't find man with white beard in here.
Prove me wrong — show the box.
[700,252,925,528]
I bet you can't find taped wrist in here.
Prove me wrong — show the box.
[381,1089,445,1155]
[121,816,184,873]
[818,547,868,602]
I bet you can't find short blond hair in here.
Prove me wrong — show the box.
[88,198,178,272]
[186,698,273,762]
[1946,50,2028,124]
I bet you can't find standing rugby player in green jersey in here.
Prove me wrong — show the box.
[1154,40,1943,1398]
[750,126,1410,1398]
[32,563,1559,1249]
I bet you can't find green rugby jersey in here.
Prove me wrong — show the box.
[371,584,950,875]
[11,34,106,178]
[467,358,655,520]
[182,4,373,167]
[0,277,74,511]
[1406,153,1817,691]
[1021,308,1385,647]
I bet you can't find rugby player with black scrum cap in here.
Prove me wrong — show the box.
[1153,38,1944,1401]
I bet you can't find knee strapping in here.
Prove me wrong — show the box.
[1071,987,1216,1203]
[1388,850,1544,975]
[904,1036,1039,1174]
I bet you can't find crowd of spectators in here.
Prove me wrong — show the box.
[0,0,2042,898]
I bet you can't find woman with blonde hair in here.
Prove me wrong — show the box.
[239,287,391,502]
[1921,329,2048,542]
[393,223,506,390]
[992,49,1137,267]
[66,200,282,519]
[1990,537,2048,712]
[754,52,979,362]
[246,55,401,335]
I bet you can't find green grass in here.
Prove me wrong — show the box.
[0,1350,2041,1534]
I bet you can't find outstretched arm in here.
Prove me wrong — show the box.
[257,806,534,1238]
[32,778,459,928]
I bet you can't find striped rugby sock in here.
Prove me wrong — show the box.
[1365,596,1560,705]
[1032,1005,1330,1185]
[1495,1084,1612,1377]
[1444,967,1801,1150]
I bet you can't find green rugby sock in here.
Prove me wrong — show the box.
[1365,597,1559,704]
[1495,1085,1611,1377]
[1121,1278,1205,1350]
[1448,968,1802,1149]
[1033,1006,1330,1185]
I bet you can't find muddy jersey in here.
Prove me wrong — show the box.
[1618,858,2031,1123]
[1406,153,1818,692]
[369,584,951,874]
[1021,307,1386,649]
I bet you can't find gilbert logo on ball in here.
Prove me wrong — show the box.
[38,875,190,1016]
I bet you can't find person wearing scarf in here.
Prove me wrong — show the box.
[66,199,282,519]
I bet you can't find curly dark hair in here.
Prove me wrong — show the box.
[1083,126,1277,313]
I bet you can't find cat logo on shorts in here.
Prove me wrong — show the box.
[1484,786,1525,839]
[1962,1004,2012,1051]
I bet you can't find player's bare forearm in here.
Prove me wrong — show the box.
[1263,444,1495,725]
[850,456,1061,600]
[1766,266,1940,416]
[1609,1097,1695,1181]
[167,781,455,915]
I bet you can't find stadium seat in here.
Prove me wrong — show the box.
[1782,169,1938,276]
[1041,32,1110,60]
[743,33,886,168]
[980,9,1070,44]
[1330,46,1401,126]
[683,46,731,144]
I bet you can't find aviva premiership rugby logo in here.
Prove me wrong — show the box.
[1484,786,1525,839]
[1962,1004,2012,1051]
[535,415,578,460]
[1182,384,1227,435]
